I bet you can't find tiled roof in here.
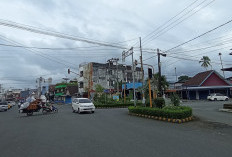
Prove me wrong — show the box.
[183,70,213,86]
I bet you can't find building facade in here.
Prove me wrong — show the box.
[182,70,231,100]
[54,83,78,104]
[78,62,143,94]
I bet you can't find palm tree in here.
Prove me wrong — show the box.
[199,56,211,70]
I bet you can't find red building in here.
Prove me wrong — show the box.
[182,70,231,100]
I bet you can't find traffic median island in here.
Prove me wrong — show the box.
[128,106,193,124]
[95,103,142,109]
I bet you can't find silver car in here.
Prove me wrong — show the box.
[0,102,8,111]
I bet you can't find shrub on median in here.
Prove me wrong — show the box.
[128,106,192,119]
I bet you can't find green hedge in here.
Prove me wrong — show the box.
[128,106,192,119]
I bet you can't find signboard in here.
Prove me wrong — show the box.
[113,95,119,101]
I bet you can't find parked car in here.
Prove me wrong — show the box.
[207,93,229,101]
[8,101,16,106]
[0,102,8,111]
[7,101,15,108]
[72,98,95,114]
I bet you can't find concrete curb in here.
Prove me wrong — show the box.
[128,112,193,124]
[219,108,232,113]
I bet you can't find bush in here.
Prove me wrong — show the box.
[153,97,165,108]
[170,93,180,106]
[128,106,192,119]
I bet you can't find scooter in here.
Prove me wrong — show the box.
[42,105,58,114]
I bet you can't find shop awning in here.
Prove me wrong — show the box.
[55,93,64,96]
[55,85,67,89]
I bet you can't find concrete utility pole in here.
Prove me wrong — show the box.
[139,37,145,105]
[219,53,225,78]
[131,48,136,106]
[175,67,177,81]
[122,47,136,107]
[157,49,166,97]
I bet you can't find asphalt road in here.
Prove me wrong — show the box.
[0,104,232,157]
[184,100,232,126]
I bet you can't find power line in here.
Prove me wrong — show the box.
[143,0,215,46]
[165,18,232,53]
[132,0,201,47]
[0,19,128,49]
[0,35,78,69]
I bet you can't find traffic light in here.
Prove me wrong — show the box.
[134,60,138,66]
[68,69,70,74]
[148,68,152,79]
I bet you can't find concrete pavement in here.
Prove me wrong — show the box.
[183,100,232,126]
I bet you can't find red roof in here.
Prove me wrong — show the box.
[183,70,230,86]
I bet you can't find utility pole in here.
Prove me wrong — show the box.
[116,59,119,93]
[122,47,136,107]
[219,53,225,78]
[139,37,145,105]
[175,67,177,81]
[131,48,136,107]
[157,49,166,97]
[157,49,162,96]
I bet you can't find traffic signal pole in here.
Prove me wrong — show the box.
[148,68,153,108]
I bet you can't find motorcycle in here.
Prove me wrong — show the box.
[42,105,58,114]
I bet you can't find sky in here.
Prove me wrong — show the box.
[0,0,232,90]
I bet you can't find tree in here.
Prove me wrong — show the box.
[144,73,169,98]
[95,84,104,93]
[178,75,191,82]
[199,56,211,70]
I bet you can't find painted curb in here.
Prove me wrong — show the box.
[128,112,193,124]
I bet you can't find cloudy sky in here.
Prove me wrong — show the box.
[0,0,232,89]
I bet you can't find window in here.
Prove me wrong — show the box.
[79,99,91,103]
[80,71,83,77]
[80,82,84,88]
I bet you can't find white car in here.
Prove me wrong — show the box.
[72,98,95,114]
[0,102,8,111]
[8,101,16,106]
[207,93,229,101]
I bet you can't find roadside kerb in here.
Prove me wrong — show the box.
[128,112,193,124]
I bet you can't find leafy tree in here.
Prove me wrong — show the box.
[199,56,211,70]
[178,75,191,82]
[144,73,169,98]
[95,84,104,93]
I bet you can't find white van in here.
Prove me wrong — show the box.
[72,98,95,114]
